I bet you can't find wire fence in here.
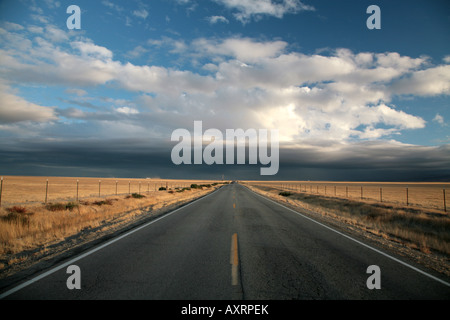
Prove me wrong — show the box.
[0,176,220,207]
[1,177,448,212]
[244,181,449,212]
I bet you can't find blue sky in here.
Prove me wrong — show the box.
[0,0,449,180]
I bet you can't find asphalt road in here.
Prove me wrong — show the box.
[1,183,449,300]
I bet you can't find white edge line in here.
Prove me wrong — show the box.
[248,187,450,288]
[0,187,221,299]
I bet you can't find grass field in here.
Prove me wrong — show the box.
[0,176,218,205]
[243,181,450,212]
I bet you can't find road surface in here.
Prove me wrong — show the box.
[1,183,449,300]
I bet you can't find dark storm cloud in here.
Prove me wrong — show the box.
[277,142,450,181]
[0,137,449,181]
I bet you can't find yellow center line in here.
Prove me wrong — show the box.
[230,233,239,286]
[231,233,238,265]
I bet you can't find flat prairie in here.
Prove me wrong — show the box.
[244,181,450,212]
[0,176,217,205]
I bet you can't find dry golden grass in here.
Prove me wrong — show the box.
[244,181,450,212]
[0,177,226,277]
[0,176,218,205]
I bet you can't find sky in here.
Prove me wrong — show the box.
[0,0,449,181]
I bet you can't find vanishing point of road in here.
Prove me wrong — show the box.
[1,183,449,300]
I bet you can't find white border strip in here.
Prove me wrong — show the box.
[247,187,450,288]
[0,188,221,299]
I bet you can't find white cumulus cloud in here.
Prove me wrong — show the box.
[214,0,315,23]
[0,82,57,124]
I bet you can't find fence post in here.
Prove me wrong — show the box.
[380,187,382,203]
[346,186,348,198]
[76,179,79,202]
[139,181,141,195]
[99,180,101,197]
[0,176,3,207]
[361,186,363,200]
[406,186,409,206]
[129,181,131,194]
[116,181,118,195]
[45,179,49,204]
[444,188,447,212]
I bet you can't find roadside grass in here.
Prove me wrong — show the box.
[250,185,450,256]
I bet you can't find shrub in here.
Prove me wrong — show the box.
[93,199,113,206]
[279,191,292,197]
[46,202,79,211]
[130,193,145,199]
[6,206,28,214]
[159,187,167,191]
[66,202,79,211]
[3,206,33,226]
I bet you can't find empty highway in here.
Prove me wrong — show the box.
[1,183,449,300]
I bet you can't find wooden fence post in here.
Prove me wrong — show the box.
[406,186,409,206]
[0,176,3,207]
[444,188,447,212]
[76,179,79,202]
[45,179,49,204]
